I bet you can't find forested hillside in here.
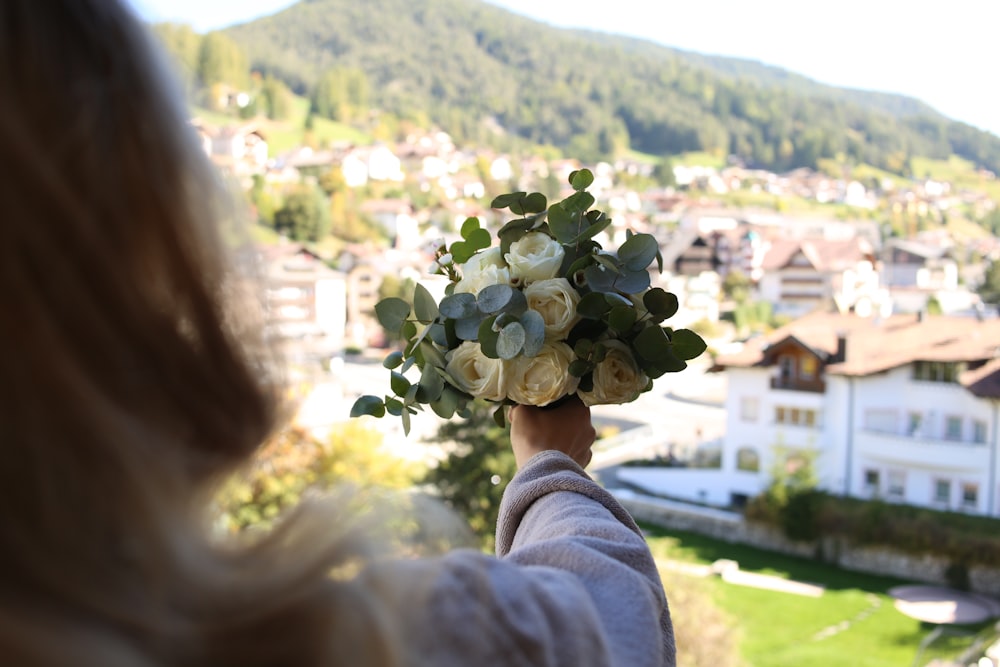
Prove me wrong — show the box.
[195,0,999,175]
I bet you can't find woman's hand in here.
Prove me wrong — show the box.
[508,395,596,469]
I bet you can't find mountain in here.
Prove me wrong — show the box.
[222,0,1000,175]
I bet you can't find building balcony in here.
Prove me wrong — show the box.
[855,429,990,472]
[770,376,826,393]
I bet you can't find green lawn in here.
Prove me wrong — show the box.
[645,526,992,667]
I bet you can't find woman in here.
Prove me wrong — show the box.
[0,1,674,665]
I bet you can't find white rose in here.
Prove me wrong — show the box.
[445,341,506,402]
[579,340,648,406]
[505,232,564,285]
[454,247,511,295]
[523,278,581,340]
[506,342,579,407]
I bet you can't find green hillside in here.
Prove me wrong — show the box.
[217,0,1000,175]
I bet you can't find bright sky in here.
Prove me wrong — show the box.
[127,0,1000,138]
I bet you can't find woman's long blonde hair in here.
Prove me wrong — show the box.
[0,1,395,664]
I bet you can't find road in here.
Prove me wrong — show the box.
[293,351,728,465]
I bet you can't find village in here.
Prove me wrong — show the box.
[193,117,1000,528]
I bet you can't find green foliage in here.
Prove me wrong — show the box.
[421,401,517,551]
[311,67,371,122]
[978,259,1000,305]
[216,423,422,532]
[745,445,819,541]
[273,185,331,242]
[222,0,1000,175]
[197,30,248,92]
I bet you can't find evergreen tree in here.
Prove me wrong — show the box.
[422,401,517,550]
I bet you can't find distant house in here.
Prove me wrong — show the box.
[260,244,346,347]
[191,121,269,177]
[341,145,404,187]
[880,238,982,315]
[360,199,420,250]
[756,236,881,318]
[622,312,1000,517]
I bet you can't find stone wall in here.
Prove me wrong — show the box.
[617,491,1000,597]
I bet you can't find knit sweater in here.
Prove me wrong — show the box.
[364,451,675,666]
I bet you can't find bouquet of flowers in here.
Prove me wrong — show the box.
[351,168,706,434]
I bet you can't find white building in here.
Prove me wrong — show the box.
[621,312,1000,517]
[756,236,882,318]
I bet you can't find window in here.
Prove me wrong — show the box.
[779,356,794,382]
[933,479,951,505]
[864,409,897,433]
[887,470,906,499]
[912,361,963,383]
[961,483,979,510]
[973,420,988,444]
[800,356,817,379]
[775,405,819,427]
[864,469,880,494]
[907,412,923,437]
[740,397,759,422]
[736,447,760,472]
[944,416,963,441]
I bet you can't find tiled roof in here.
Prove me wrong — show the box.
[761,237,874,272]
[714,312,1000,392]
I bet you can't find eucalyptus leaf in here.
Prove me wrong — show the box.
[497,321,526,360]
[493,405,507,428]
[618,234,659,271]
[455,315,482,341]
[416,363,445,402]
[523,192,547,213]
[460,217,480,239]
[401,320,417,341]
[491,192,527,210]
[604,292,632,308]
[479,317,500,358]
[466,227,492,252]
[644,288,679,320]
[385,398,404,416]
[578,291,611,319]
[583,264,617,292]
[350,395,385,418]
[382,350,404,369]
[401,409,411,436]
[390,371,411,397]
[671,328,708,361]
[608,305,637,333]
[568,359,592,377]
[633,326,670,361]
[439,292,479,319]
[419,340,447,368]
[520,310,545,357]
[413,282,439,322]
[430,386,461,419]
[547,203,579,244]
[569,168,595,191]
[450,240,472,264]
[374,298,410,334]
[561,191,596,214]
[614,269,651,294]
[478,283,526,315]
[428,322,448,347]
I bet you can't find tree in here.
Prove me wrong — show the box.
[151,23,202,95]
[197,31,248,93]
[259,75,292,120]
[721,269,752,304]
[422,401,518,551]
[652,157,677,188]
[978,259,1000,306]
[216,422,422,532]
[273,185,331,242]
[312,67,370,123]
